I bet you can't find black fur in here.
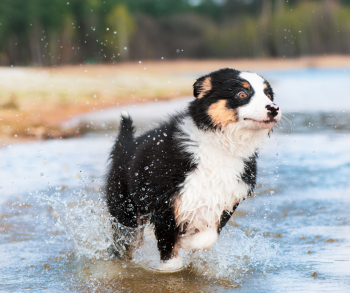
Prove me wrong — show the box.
[218,203,239,233]
[106,113,197,259]
[241,152,258,195]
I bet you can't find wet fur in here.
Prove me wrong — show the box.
[106,68,279,263]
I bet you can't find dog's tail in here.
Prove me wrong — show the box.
[106,112,136,227]
[117,111,135,149]
[109,112,135,160]
[118,111,135,144]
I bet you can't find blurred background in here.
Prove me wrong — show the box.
[1,0,350,65]
[1,0,350,142]
[1,1,350,292]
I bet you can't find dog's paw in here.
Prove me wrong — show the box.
[146,257,183,273]
[158,257,184,273]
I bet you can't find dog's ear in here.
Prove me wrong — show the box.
[193,76,212,99]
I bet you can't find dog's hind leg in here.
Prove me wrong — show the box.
[152,208,183,272]
[124,213,149,258]
[107,198,140,259]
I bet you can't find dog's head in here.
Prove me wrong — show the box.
[189,68,281,131]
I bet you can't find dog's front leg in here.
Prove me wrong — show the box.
[217,203,239,233]
[152,208,183,272]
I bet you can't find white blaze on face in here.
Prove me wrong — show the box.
[238,71,276,123]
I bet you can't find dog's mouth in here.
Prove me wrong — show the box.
[244,118,277,123]
[244,118,278,128]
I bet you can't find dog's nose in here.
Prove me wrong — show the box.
[266,104,279,118]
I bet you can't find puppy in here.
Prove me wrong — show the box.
[106,68,281,272]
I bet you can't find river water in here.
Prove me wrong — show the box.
[1,68,350,292]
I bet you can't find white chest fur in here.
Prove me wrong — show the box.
[174,118,268,234]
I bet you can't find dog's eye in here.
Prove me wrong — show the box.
[237,91,247,99]
[267,94,272,100]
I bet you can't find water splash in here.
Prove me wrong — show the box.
[34,188,279,285]
[36,190,116,261]
[133,224,279,281]
[187,227,279,279]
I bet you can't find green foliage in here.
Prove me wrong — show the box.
[0,0,349,65]
[105,5,135,60]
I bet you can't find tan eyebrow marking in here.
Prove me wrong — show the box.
[197,77,212,99]
[242,81,250,89]
[264,83,268,90]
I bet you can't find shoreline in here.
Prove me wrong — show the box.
[43,55,350,72]
[1,55,349,145]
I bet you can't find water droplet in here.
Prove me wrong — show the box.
[135,173,138,176]
[163,133,167,137]
[144,166,149,170]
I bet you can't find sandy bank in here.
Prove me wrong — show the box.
[1,55,349,145]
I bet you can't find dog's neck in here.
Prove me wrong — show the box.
[177,117,268,159]
[214,122,269,158]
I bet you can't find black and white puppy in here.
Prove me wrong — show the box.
[106,68,281,272]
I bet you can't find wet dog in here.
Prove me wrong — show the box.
[106,68,281,272]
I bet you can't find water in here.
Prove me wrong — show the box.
[1,68,350,292]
